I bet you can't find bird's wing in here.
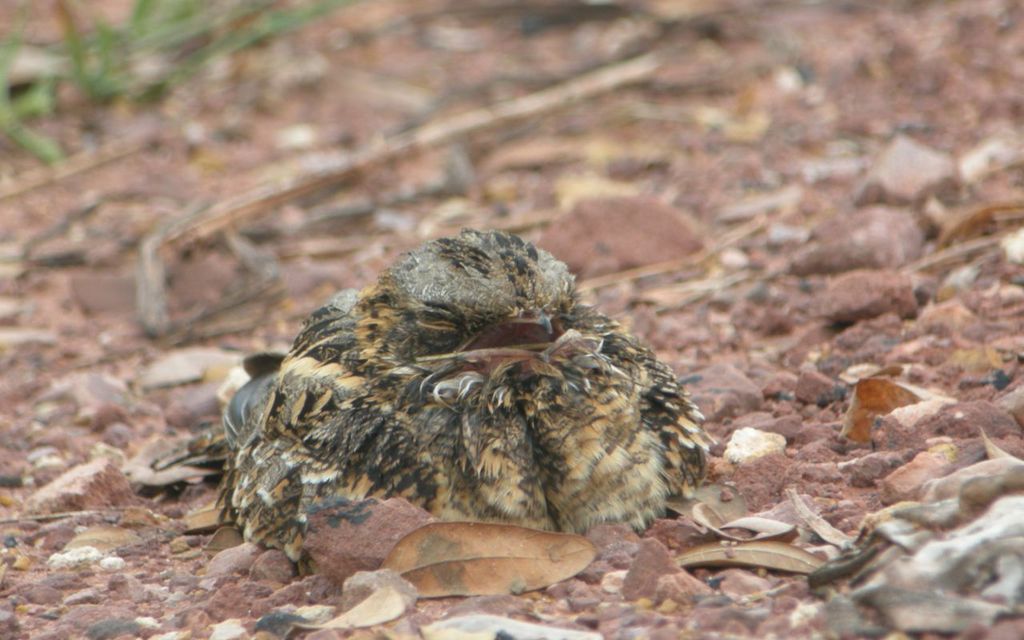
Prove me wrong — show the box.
[637,349,711,497]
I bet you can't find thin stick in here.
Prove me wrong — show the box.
[906,236,1001,273]
[0,137,150,202]
[578,214,769,292]
[163,52,663,248]
[0,508,129,525]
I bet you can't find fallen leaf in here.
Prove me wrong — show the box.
[299,585,409,630]
[980,429,1020,461]
[205,526,243,552]
[718,517,798,542]
[785,488,853,548]
[122,438,219,487]
[666,483,747,522]
[65,526,141,553]
[677,540,825,574]
[382,522,596,597]
[841,377,923,443]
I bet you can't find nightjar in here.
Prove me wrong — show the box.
[222,229,709,561]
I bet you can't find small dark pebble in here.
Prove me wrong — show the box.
[86,618,141,640]
[255,611,310,637]
[0,475,23,488]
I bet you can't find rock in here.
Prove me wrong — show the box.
[622,538,681,601]
[855,135,959,205]
[839,451,909,488]
[250,549,297,583]
[718,184,803,222]
[421,614,601,640]
[726,453,790,512]
[68,273,136,315]
[655,571,713,603]
[47,546,104,569]
[303,497,433,585]
[537,196,703,278]
[644,518,710,551]
[688,364,764,421]
[85,618,142,640]
[209,619,248,640]
[26,458,136,514]
[164,382,221,429]
[338,569,417,613]
[206,542,262,577]
[996,386,1024,429]
[921,457,1024,503]
[879,451,953,504]
[717,569,774,597]
[138,347,242,390]
[585,523,640,550]
[600,570,627,595]
[16,583,63,604]
[724,428,787,465]
[917,299,978,334]
[0,609,18,638]
[794,370,844,407]
[919,401,1020,440]
[958,134,1024,184]
[789,207,925,276]
[820,269,918,324]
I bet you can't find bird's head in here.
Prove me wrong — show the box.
[354,229,586,377]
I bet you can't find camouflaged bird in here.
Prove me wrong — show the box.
[222,229,710,560]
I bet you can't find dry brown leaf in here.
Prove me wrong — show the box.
[65,526,141,553]
[980,429,1021,461]
[300,586,408,630]
[938,202,1024,247]
[786,488,853,548]
[205,526,243,552]
[122,438,219,487]
[666,483,747,522]
[841,377,923,443]
[382,522,596,597]
[184,502,222,534]
[677,540,825,574]
[718,517,798,542]
[692,503,795,542]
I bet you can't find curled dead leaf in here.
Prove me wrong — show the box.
[677,540,825,574]
[382,522,596,597]
[122,438,219,487]
[666,483,747,522]
[841,377,923,443]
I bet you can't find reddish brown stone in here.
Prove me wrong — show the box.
[820,269,918,324]
[25,458,137,514]
[302,497,433,586]
[622,538,681,601]
[537,196,703,278]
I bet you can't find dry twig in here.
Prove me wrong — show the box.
[161,52,662,249]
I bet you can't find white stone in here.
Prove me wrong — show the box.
[135,617,160,629]
[600,569,626,595]
[209,618,247,640]
[1001,227,1024,265]
[99,556,126,571]
[47,545,103,569]
[422,614,602,640]
[724,427,787,464]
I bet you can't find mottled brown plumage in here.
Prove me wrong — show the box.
[222,229,709,560]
